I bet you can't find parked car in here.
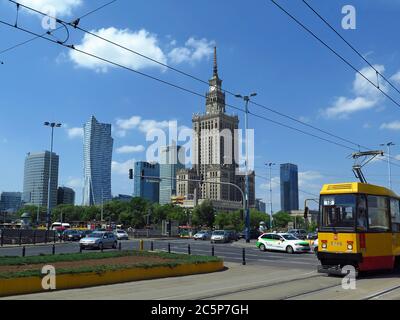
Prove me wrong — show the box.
[193,230,211,241]
[79,231,118,250]
[306,232,318,240]
[211,230,229,243]
[256,233,310,254]
[288,229,308,240]
[62,229,81,241]
[226,230,239,242]
[238,229,260,240]
[80,230,94,238]
[114,229,129,240]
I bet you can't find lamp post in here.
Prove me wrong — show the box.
[235,93,257,243]
[380,142,395,190]
[266,162,276,230]
[44,122,62,230]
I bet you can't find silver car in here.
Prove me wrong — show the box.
[79,231,118,250]
[211,230,229,243]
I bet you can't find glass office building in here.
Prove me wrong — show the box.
[0,192,22,212]
[83,116,113,206]
[22,151,59,209]
[159,145,185,205]
[134,161,160,203]
[280,163,299,212]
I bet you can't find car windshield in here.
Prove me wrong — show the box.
[281,234,298,240]
[213,231,224,235]
[320,194,356,231]
[89,233,103,238]
[117,230,125,233]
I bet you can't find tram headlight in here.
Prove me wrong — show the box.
[347,242,353,251]
[321,242,327,249]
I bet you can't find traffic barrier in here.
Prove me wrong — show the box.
[52,245,55,255]
[188,244,191,255]
[242,248,246,265]
[151,241,154,251]
[22,246,25,257]
[118,242,122,251]
[168,243,171,253]
[139,240,144,251]
[212,245,215,257]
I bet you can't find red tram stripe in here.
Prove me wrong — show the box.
[359,256,395,271]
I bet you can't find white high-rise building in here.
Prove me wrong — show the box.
[83,116,113,206]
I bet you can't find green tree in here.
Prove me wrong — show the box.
[250,209,270,230]
[214,212,232,229]
[193,200,215,227]
[273,211,293,229]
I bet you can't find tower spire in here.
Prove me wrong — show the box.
[213,46,218,77]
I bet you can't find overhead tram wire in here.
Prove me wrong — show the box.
[269,0,400,112]
[7,1,395,160]
[0,0,117,56]
[302,0,400,97]
[2,11,400,170]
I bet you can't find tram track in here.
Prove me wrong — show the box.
[362,284,400,300]
[188,273,329,300]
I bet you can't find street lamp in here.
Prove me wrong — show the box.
[266,162,276,230]
[44,122,62,230]
[235,93,257,243]
[380,142,395,189]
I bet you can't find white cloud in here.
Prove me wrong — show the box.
[322,65,387,119]
[64,177,83,189]
[380,121,400,131]
[69,28,167,73]
[116,116,141,130]
[168,38,215,65]
[66,127,83,139]
[116,145,145,154]
[19,0,81,16]
[112,159,135,175]
[391,71,400,83]
[115,115,174,137]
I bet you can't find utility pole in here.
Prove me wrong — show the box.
[380,142,395,189]
[266,163,275,230]
[235,93,257,243]
[44,122,62,230]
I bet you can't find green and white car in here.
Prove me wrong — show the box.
[256,233,310,254]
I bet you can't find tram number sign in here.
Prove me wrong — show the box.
[324,198,335,206]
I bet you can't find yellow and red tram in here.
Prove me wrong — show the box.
[317,182,400,274]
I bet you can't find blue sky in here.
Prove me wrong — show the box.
[0,0,400,210]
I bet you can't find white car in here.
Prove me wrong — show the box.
[256,233,310,254]
[114,229,129,240]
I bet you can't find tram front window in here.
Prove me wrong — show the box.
[320,195,356,231]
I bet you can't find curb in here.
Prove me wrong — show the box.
[0,261,224,298]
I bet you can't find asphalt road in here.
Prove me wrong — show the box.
[0,238,318,270]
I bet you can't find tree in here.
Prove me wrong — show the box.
[214,212,232,229]
[250,209,270,230]
[273,211,293,229]
[18,205,46,222]
[193,200,215,227]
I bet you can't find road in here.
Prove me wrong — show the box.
[0,238,318,270]
[2,239,400,300]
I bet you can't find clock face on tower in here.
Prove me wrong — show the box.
[210,86,216,93]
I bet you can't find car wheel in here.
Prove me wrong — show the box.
[286,246,294,254]
[259,244,266,252]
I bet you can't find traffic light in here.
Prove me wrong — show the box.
[129,169,133,180]
[304,206,309,219]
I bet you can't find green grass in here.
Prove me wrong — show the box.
[0,250,222,279]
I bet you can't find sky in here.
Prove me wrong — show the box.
[1,0,400,211]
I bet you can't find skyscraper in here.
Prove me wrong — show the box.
[134,161,160,203]
[0,192,22,212]
[280,163,299,212]
[83,116,113,206]
[177,47,255,211]
[57,187,76,205]
[159,145,185,205]
[23,151,59,209]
